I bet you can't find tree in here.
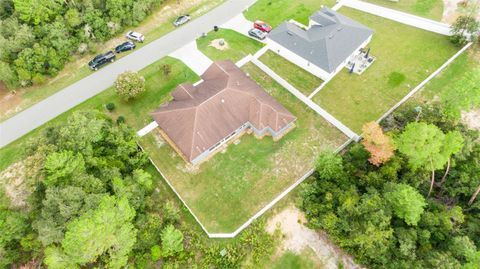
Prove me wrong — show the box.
[315,151,344,180]
[114,71,145,101]
[13,0,62,25]
[385,183,426,226]
[396,122,464,196]
[361,121,395,166]
[43,151,85,187]
[160,224,184,258]
[46,196,137,269]
[106,0,135,26]
[64,9,82,28]
[0,61,18,89]
[150,245,161,261]
[468,184,480,206]
[450,13,479,45]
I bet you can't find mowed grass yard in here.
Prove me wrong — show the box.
[244,0,337,27]
[312,7,458,133]
[364,0,444,20]
[196,28,264,62]
[140,63,347,233]
[259,50,324,96]
[0,57,199,171]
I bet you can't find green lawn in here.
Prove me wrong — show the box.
[244,0,337,28]
[196,28,264,62]
[0,0,224,122]
[0,57,199,171]
[140,62,347,233]
[364,0,444,21]
[418,49,480,102]
[259,50,323,96]
[311,7,458,133]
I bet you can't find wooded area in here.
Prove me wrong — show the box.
[0,0,164,88]
[300,103,480,268]
[0,110,276,268]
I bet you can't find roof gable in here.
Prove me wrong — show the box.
[268,7,373,72]
[151,61,296,162]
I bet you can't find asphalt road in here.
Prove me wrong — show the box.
[0,0,257,148]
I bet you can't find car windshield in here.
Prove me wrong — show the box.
[93,55,103,61]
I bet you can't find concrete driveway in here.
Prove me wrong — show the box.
[0,0,258,148]
[221,13,255,38]
[170,41,213,75]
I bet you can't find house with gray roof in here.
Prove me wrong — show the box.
[267,7,373,81]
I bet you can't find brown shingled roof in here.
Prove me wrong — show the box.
[151,60,296,162]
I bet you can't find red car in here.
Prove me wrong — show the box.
[254,20,272,33]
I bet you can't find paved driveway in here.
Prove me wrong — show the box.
[170,41,213,75]
[221,13,254,37]
[0,0,257,148]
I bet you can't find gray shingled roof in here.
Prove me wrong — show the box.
[267,7,373,73]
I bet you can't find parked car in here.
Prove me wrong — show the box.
[173,15,191,27]
[254,20,272,33]
[248,28,267,40]
[88,51,116,70]
[115,41,136,53]
[126,31,145,42]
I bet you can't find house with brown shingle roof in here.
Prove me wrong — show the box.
[151,60,296,166]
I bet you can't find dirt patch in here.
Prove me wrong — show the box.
[209,38,229,50]
[0,160,29,208]
[462,109,480,130]
[0,86,23,117]
[442,0,480,23]
[266,206,364,269]
[442,0,463,23]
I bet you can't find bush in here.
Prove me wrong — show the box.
[150,245,161,261]
[163,200,180,224]
[105,102,115,111]
[116,116,125,124]
[114,71,146,101]
[32,73,46,85]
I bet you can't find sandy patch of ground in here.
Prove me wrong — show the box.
[266,206,364,269]
[442,0,463,23]
[462,109,480,130]
[0,160,29,208]
[0,87,22,117]
[209,39,229,50]
[442,0,480,23]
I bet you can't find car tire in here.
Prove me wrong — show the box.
[111,59,115,62]
[94,67,98,71]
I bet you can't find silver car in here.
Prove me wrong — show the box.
[174,15,191,27]
[126,31,145,42]
[248,28,267,40]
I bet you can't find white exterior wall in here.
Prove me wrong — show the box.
[266,34,373,82]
